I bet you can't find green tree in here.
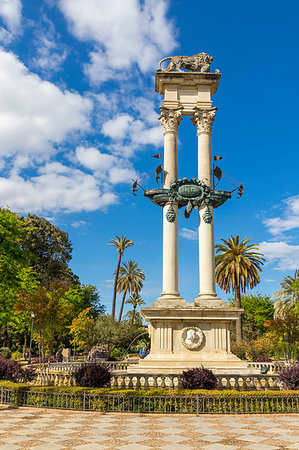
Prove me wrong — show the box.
[125,294,145,324]
[123,310,143,327]
[94,315,144,350]
[63,284,105,317]
[21,214,78,286]
[68,307,96,352]
[16,281,72,357]
[229,294,274,341]
[215,235,264,343]
[272,270,299,318]
[108,235,134,318]
[0,208,37,347]
[117,261,145,322]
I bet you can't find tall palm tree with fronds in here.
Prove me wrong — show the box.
[117,260,145,322]
[215,235,265,343]
[272,270,299,318]
[126,294,146,324]
[108,235,134,318]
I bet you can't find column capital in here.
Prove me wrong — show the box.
[158,107,183,134]
[192,107,217,135]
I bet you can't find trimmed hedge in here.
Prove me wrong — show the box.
[0,381,298,414]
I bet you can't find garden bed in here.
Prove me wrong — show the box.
[0,382,298,414]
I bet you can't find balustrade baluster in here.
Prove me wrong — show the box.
[217,376,223,389]
[169,375,174,389]
[120,376,126,389]
[153,376,158,389]
[136,375,141,390]
[128,375,134,389]
[161,376,166,388]
[144,376,150,389]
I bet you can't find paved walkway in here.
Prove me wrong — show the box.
[0,407,298,449]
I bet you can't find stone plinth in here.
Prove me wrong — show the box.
[155,71,221,114]
[127,303,252,375]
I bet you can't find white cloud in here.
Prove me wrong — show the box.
[179,227,198,240]
[264,195,299,236]
[0,163,118,214]
[75,146,137,184]
[31,18,68,73]
[102,114,134,141]
[0,0,21,33]
[59,0,177,84]
[101,113,163,157]
[71,220,88,228]
[0,49,92,166]
[259,241,299,271]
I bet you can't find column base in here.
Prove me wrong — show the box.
[194,295,226,308]
[153,294,186,307]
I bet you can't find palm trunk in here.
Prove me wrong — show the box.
[118,290,127,322]
[112,252,122,318]
[131,305,137,325]
[235,285,242,344]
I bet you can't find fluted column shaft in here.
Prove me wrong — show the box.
[192,107,217,299]
[158,107,182,299]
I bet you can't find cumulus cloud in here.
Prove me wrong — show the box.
[263,195,299,236]
[179,227,198,240]
[0,49,92,166]
[0,163,118,214]
[59,0,177,84]
[75,146,137,184]
[0,0,21,34]
[259,241,299,271]
[101,113,163,157]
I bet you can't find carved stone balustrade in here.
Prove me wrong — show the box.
[34,371,281,391]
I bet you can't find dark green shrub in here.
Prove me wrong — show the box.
[73,362,111,388]
[0,347,11,359]
[279,364,299,390]
[179,368,217,390]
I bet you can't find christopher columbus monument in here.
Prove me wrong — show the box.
[130,53,248,374]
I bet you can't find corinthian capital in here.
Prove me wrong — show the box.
[192,107,217,135]
[158,107,183,134]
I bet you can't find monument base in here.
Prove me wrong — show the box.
[127,301,256,375]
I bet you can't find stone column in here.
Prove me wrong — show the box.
[192,107,218,301]
[157,107,183,303]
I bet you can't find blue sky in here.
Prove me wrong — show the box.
[0,0,298,315]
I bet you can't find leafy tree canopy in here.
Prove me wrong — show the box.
[63,284,105,317]
[229,294,274,340]
[21,214,78,286]
[0,208,37,346]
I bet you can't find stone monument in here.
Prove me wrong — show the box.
[129,53,249,374]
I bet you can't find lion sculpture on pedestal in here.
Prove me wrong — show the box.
[159,52,213,73]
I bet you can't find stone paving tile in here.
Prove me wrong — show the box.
[236,434,268,443]
[0,408,298,449]
[245,445,280,450]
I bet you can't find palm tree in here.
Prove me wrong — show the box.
[215,235,265,343]
[108,235,134,318]
[272,270,299,318]
[117,260,145,322]
[126,294,146,324]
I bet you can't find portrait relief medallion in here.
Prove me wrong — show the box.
[181,326,204,350]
